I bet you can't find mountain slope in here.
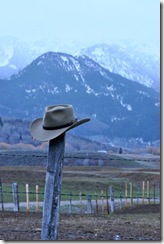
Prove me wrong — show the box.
[0,37,160,93]
[0,51,160,144]
[78,43,160,91]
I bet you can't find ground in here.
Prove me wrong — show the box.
[0,151,160,241]
[0,204,160,241]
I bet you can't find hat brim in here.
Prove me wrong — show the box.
[30,117,90,142]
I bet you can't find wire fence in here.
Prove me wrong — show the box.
[0,180,160,214]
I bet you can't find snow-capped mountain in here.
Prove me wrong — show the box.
[0,36,84,79]
[0,52,160,145]
[0,36,160,92]
[77,43,160,91]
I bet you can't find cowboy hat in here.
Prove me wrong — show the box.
[30,104,90,141]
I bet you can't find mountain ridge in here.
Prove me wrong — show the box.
[78,43,160,91]
[0,51,160,147]
[0,36,159,91]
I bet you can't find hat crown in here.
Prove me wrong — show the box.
[43,104,76,129]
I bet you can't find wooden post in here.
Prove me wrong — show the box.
[119,183,122,209]
[0,179,4,211]
[36,185,39,212]
[130,182,133,206]
[26,184,30,211]
[158,182,160,203]
[106,189,109,214]
[153,182,155,204]
[142,181,145,204]
[119,191,122,209]
[41,133,65,240]
[109,186,114,213]
[147,180,150,204]
[79,192,82,214]
[125,183,128,206]
[137,184,140,205]
[12,182,19,212]
[95,192,98,214]
[69,191,72,213]
[87,195,92,214]
[101,190,104,213]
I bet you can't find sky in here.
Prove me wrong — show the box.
[0,0,160,48]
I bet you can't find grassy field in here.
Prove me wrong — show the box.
[0,152,160,203]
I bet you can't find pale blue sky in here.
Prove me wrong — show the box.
[0,0,160,48]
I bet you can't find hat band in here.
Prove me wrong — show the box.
[43,118,77,130]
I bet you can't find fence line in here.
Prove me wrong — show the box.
[0,179,4,211]
[0,180,160,214]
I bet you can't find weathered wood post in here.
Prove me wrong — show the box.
[101,190,104,213]
[79,192,82,214]
[95,192,98,214]
[29,104,90,240]
[41,133,65,240]
[109,186,114,213]
[69,191,72,213]
[147,180,150,204]
[26,183,30,211]
[142,181,145,204]
[36,184,39,212]
[12,182,19,212]
[87,194,92,214]
[153,182,156,204]
[158,181,160,203]
[119,190,122,209]
[125,182,128,206]
[130,182,133,206]
[106,188,109,214]
[0,179,4,211]
[137,183,140,205]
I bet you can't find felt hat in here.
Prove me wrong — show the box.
[30,104,90,141]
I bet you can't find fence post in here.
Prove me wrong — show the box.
[125,183,128,206]
[119,191,122,209]
[130,182,133,206]
[0,179,4,211]
[87,195,92,214]
[106,189,109,214]
[158,182,160,203]
[26,184,30,211]
[137,183,140,205]
[95,192,98,214]
[36,185,39,212]
[12,182,19,212]
[119,183,122,209]
[69,191,72,213]
[153,182,155,204]
[41,133,65,240]
[101,190,104,213]
[109,186,114,213]
[142,181,145,204]
[79,192,82,214]
[147,180,150,204]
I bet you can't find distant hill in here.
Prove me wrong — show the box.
[0,117,115,152]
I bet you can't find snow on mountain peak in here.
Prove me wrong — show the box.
[0,37,160,93]
[78,43,160,91]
